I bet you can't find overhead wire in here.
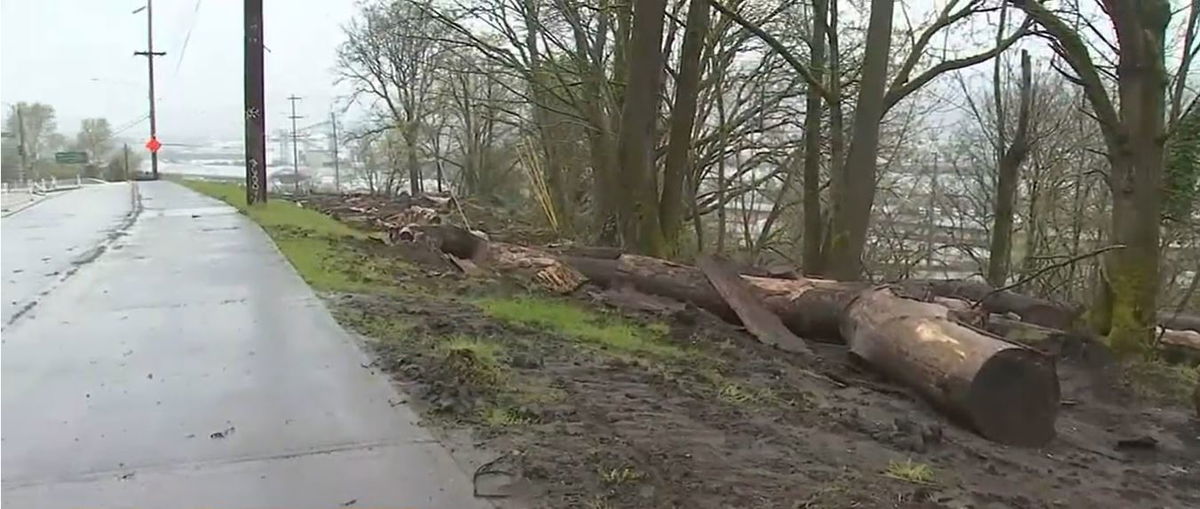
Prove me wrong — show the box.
[174,0,204,75]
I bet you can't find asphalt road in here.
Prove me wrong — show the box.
[1,181,488,508]
[1,184,135,325]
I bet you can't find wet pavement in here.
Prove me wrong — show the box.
[1,181,487,508]
[1,183,135,325]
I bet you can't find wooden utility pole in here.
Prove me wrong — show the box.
[287,95,303,194]
[15,104,28,183]
[330,111,341,193]
[134,1,165,180]
[123,143,131,181]
[243,0,267,204]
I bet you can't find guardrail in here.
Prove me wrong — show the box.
[2,176,91,194]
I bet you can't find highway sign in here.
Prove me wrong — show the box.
[55,151,88,164]
[145,137,162,153]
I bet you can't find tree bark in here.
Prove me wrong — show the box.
[404,121,422,196]
[987,50,1033,286]
[617,0,669,255]
[659,0,710,251]
[826,0,895,280]
[698,255,813,357]
[802,0,828,274]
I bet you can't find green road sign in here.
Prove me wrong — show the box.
[55,151,88,164]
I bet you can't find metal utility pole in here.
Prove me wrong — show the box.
[330,111,341,193]
[243,0,267,204]
[15,104,28,184]
[287,95,303,194]
[134,1,165,180]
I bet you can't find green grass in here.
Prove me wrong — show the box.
[181,180,392,292]
[478,296,683,358]
[884,459,935,485]
[481,405,536,427]
[1123,358,1199,407]
[598,466,645,485]
[439,335,505,385]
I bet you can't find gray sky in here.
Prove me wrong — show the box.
[2,0,358,143]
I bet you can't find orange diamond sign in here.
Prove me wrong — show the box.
[145,136,162,153]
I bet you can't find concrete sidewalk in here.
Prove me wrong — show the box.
[1,181,488,508]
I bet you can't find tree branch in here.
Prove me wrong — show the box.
[705,0,834,103]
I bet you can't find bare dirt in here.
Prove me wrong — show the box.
[306,196,1199,509]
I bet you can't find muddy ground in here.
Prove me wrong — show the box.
[302,195,1199,509]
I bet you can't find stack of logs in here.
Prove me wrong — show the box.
[366,205,1199,447]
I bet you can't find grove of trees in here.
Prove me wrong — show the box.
[3,103,141,182]
[335,0,1200,356]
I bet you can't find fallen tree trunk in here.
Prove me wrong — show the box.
[843,288,1059,446]
[898,279,1079,330]
[416,236,1059,445]
[1158,312,1200,333]
[569,254,1058,445]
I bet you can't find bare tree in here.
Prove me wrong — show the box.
[986,49,1034,286]
[338,0,443,196]
[1012,0,1172,355]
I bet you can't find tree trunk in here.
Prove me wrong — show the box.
[826,0,895,280]
[817,0,843,275]
[659,0,710,251]
[405,121,421,196]
[1104,2,1169,356]
[716,67,728,254]
[987,50,1033,286]
[616,0,669,255]
[802,0,828,274]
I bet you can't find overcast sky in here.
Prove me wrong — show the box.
[2,0,359,143]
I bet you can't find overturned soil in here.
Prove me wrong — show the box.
[306,198,1199,509]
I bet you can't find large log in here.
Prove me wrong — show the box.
[843,288,1058,446]
[544,250,1058,445]
[402,230,1060,445]
[1158,311,1200,333]
[898,279,1080,330]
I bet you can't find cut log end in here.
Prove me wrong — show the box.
[966,348,1060,447]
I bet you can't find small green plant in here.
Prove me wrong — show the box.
[482,406,535,427]
[718,383,756,405]
[439,336,504,385]
[599,466,645,485]
[884,459,935,485]
[583,497,614,509]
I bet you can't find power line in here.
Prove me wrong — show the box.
[174,0,203,74]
